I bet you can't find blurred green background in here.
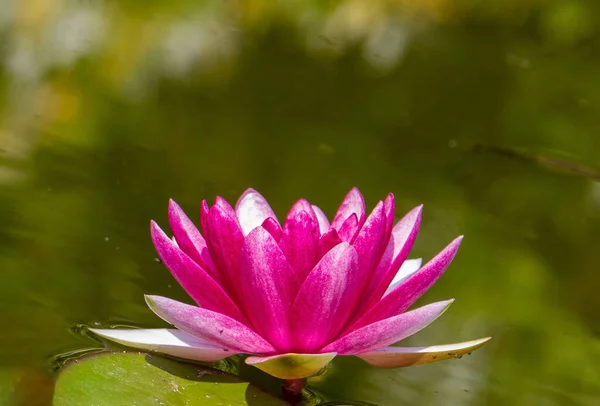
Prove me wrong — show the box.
[0,0,599,404]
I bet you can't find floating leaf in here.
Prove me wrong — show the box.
[53,351,286,406]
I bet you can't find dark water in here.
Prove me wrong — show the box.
[0,1,599,405]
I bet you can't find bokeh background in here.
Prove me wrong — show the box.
[0,0,599,404]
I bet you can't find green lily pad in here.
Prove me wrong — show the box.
[53,351,287,406]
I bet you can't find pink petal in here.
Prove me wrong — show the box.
[351,237,462,330]
[331,187,366,231]
[279,210,319,285]
[382,194,395,240]
[214,196,239,223]
[322,299,454,355]
[312,205,330,235]
[246,352,337,379]
[337,213,359,242]
[345,201,386,313]
[353,201,386,274]
[355,337,491,368]
[318,228,342,258]
[150,221,246,323]
[200,200,210,237]
[359,205,423,310]
[90,328,238,362]
[145,295,275,354]
[204,204,245,301]
[289,243,358,352]
[235,188,278,236]
[286,199,318,225]
[168,200,216,275]
[261,217,282,241]
[239,227,294,351]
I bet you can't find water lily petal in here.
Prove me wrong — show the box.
[168,200,216,275]
[355,337,491,368]
[214,196,239,224]
[261,217,283,241]
[204,204,246,300]
[318,228,342,258]
[352,237,462,329]
[290,243,358,352]
[322,299,453,355]
[382,194,395,240]
[359,205,423,309]
[312,205,330,235]
[200,200,210,237]
[286,199,318,225]
[384,258,423,296]
[345,201,386,312]
[353,201,386,273]
[279,211,319,284]
[245,352,337,379]
[235,188,278,235]
[240,227,294,350]
[337,213,359,242]
[150,222,246,323]
[90,328,237,362]
[145,295,275,354]
[331,187,366,231]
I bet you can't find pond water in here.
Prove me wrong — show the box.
[0,1,599,405]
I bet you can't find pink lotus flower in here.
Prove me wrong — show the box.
[92,188,489,380]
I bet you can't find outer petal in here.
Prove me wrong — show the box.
[145,295,275,354]
[90,328,237,362]
[279,210,319,284]
[384,258,422,296]
[312,205,330,235]
[322,299,454,355]
[246,352,337,380]
[168,200,216,275]
[239,227,294,351]
[351,237,462,330]
[150,221,246,323]
[355,337,492,367]
[289,243,358,352]
[359,206,422,309]
[331,187,366,231]
[235,189,278,236]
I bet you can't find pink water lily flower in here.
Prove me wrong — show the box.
[92,188,489,380]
